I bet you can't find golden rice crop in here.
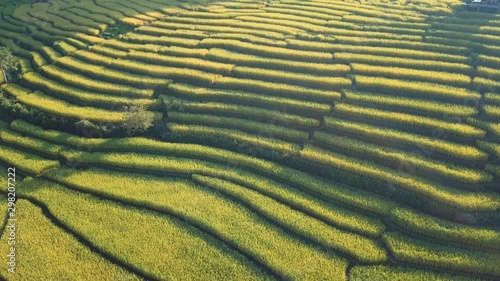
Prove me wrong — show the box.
[301,145,500,211]
[334,36,467,55]
[127,50,234,73]
[483,105,500,118]
[66,7,116,25]
[285,38,336,52]
[36,170,349,280]
[199,38,333,62]
[120,33,200,48]
[168,111,309,142]
[383,232,500,277]
[11,119,394,216]
[51,10,108,31]
[355,76,480,103]
[19,178,269,280]
[341,14,429,29]
[143,23,286,40]
[40,65,154,98]
[164,96,320,128]
[334,103,485,138]
[167,83,331,115]
[324,117,489,161]
[477,55,500,69]
[485,92,500,105]
[160,17,300,35]
[332,45,470,63]
[31,51,47,67]
[477,141,500,158]
[22,72,157,107]
[390,207,500,249]
[236,15,325,32]
[214,77,341,102]
[193,175,387,263]
[207,48,349,75]
[351,265,482,281]
[0,199,141,281]
[247,12,327,25]
[314,131,491,184]
[1,84,127,123]
[55,56,171,87]
[53,41,79,56]
[342,90,478,117]
[350,63,471,86]
[262,7,342,20]
[477,66,500,81]
[232,66,351,89]
[466,118,500,138]
[323,27,422,41]
[0,129,65,157]
[167,123,301,155]
[211,32,288,47]
[0,143,59,175]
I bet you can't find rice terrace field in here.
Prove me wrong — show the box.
[0,0,500,279]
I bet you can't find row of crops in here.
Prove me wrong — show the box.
[1,119,499,279]
[0,0,499,279]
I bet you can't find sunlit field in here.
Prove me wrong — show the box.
[0,0,499,280]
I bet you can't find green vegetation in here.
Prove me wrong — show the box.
[383,232,500,277]
[2,0,500,278]
[0,200,141,280]
[0,47,19,82]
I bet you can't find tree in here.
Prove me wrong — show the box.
[0,47,19,83]
[122,105,154,135]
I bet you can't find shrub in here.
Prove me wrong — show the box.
[122,105,155,135]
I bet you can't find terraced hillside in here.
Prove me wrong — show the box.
[0,0,499,280]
